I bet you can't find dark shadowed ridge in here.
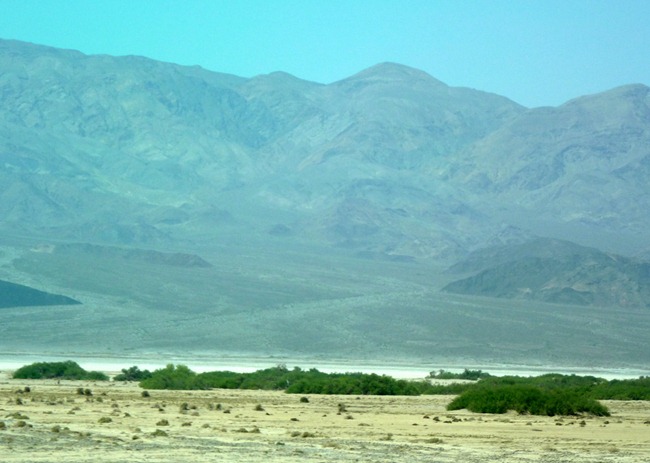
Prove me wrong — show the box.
[0,279,81,308]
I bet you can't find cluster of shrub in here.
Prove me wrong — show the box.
[140,365,650,417]
[11,361,650,418]
[137,364,425,395]
[12,360,108,381]
[447,374,650,416]
[447,375,609,416]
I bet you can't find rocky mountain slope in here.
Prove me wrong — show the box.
[2,39,648,263]
[0,39,516,257]
[446,85,650,255]
[444,239,650,308]
[1,39,649,366]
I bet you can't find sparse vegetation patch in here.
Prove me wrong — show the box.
[136,364,649,417]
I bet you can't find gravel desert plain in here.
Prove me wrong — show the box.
[1,369,649,463]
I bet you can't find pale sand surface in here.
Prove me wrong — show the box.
[1,371,649,462]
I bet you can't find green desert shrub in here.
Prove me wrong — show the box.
[12,361,108,381]
[447,384,610,416]
[113,366,153,382]
[284,370,423,395]
[590,377,650,400]
[429,369,491,380]
[140,364,200,390]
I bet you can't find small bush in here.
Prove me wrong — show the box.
[98,417,112,424]
[113,366,152,382]
[12,361,108,381]
[429,369,491,380]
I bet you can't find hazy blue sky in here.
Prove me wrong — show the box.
[1,0,648,107]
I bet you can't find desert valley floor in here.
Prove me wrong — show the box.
[1,371,649,462]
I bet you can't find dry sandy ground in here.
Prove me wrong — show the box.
[1,372,649,462]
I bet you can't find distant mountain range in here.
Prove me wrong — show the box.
[1,39,649,367]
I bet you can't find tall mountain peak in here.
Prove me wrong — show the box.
[560,83,650,113]
[333,62,448,92]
